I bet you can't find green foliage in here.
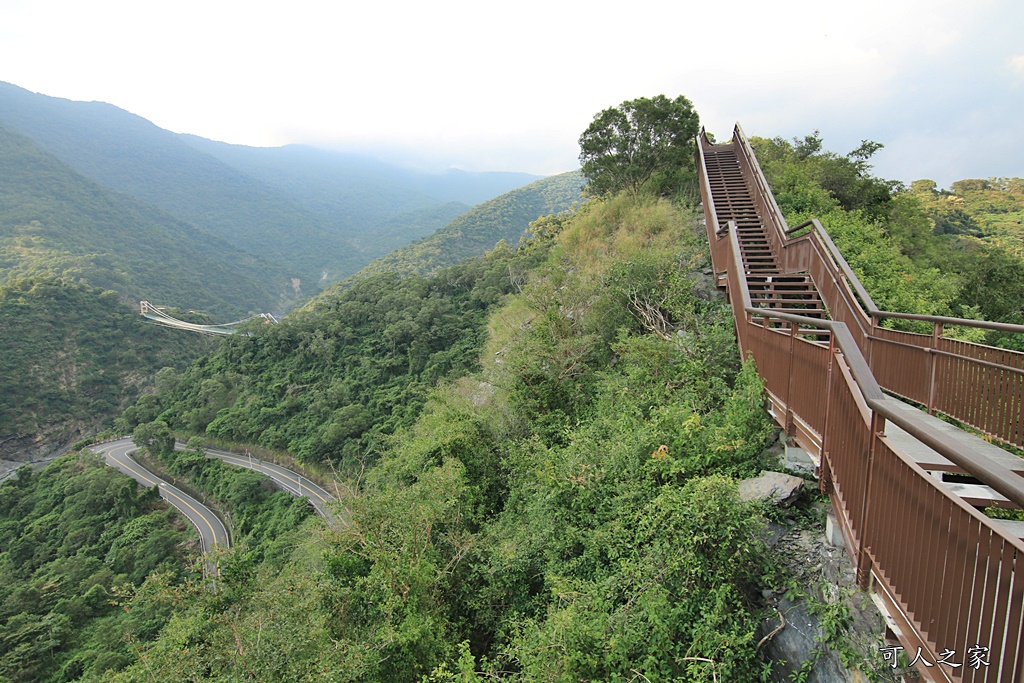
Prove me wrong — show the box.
[132,420,174,458]
[357,171,584,280]
[752,132,899,219]
[0,451,191,682]
[579,94,701,197]
[0,277,209,446]
[119,241,551,471]
[104,192,778,682]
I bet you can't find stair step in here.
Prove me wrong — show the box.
[750,297,824,305]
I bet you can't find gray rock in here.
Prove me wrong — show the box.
[739,470,805,507]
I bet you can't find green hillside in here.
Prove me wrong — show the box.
[0,81,547,293]
[350,201,472,261]
[909,177,1024,253]
[0,124,283,317]
[0,277,212,459]
[0,82,364,289]
[178,137,535,228]
[355,169,585,278]
[107,193,779,682]
[0,452,193,683]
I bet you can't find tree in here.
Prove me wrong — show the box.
[578,94,700,197]
[132,420,174,458]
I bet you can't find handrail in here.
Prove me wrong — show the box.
[798,219,880,314]
[793,218,1024,333]
[727,222,1024,508]
[731,127,1024,337]
[696,129,722,233]
[734,122,791,249]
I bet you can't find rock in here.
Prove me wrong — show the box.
[739,470,804,507]
[758,598,854,683]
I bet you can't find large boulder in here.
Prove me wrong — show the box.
[739,470,805,507]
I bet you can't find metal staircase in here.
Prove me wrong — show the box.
[697,124,1024,683]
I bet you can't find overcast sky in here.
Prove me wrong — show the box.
[1,0,1021,188]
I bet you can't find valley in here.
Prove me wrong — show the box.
[1,86,1023,682]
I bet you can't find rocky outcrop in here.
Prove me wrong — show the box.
[0,420,96,481]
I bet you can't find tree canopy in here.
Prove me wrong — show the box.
[578,94,700,197]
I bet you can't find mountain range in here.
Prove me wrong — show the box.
[0,79,583,461]
[0,80,553,314]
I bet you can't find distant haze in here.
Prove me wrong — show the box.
[0,0,1021,188]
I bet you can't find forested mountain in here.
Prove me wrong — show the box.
[179,135,539,211]
[105,194,780,682]
[0,82,365,291]
[0,81,546,295]
[0,124,283,316]
[0,278,213,462]
[355,169,585,278]
[177,137,479,264]
[0,80,559,463]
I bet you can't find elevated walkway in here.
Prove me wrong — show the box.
[698,125,1024,682]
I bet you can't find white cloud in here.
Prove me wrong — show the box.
[1009,55,1024,83]
[0,0,1020,180]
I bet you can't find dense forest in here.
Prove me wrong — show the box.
[0,278,211,461]
[0,452,193,682]
[2,89,1023,681]
[107,192,781,682]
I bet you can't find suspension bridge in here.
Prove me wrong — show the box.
[140,300,278,335]
[698,124,1024,682]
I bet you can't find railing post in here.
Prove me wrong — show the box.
[927,322,943,415]
[856,411,886,589]
[785,323,797,436]
[867,313,878,370]
[819,334,836,493]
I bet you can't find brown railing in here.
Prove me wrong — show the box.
[700,127,1024,682]
[724,124,1024,448]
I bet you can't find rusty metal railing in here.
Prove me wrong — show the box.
[699,127,1024,682]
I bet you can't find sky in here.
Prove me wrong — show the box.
[0,0,1021,188]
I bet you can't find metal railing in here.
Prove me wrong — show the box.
[699,127,1024,682]
[726,128,1024,448]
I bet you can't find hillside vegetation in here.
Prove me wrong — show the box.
[909,177,1024,252]
[0,125,282,317]
[0,81,547,295]
[0,80,572,461]
[0,278,212,460]
[354,170,585,278]
[109,191,781,682]
[0,452,193,682]
[115,242,553,470]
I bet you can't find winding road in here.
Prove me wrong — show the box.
[93,438,229,553]
[197,444,338,522]
[92,437,340,557]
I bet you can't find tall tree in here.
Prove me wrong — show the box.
[578,94,700,197]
